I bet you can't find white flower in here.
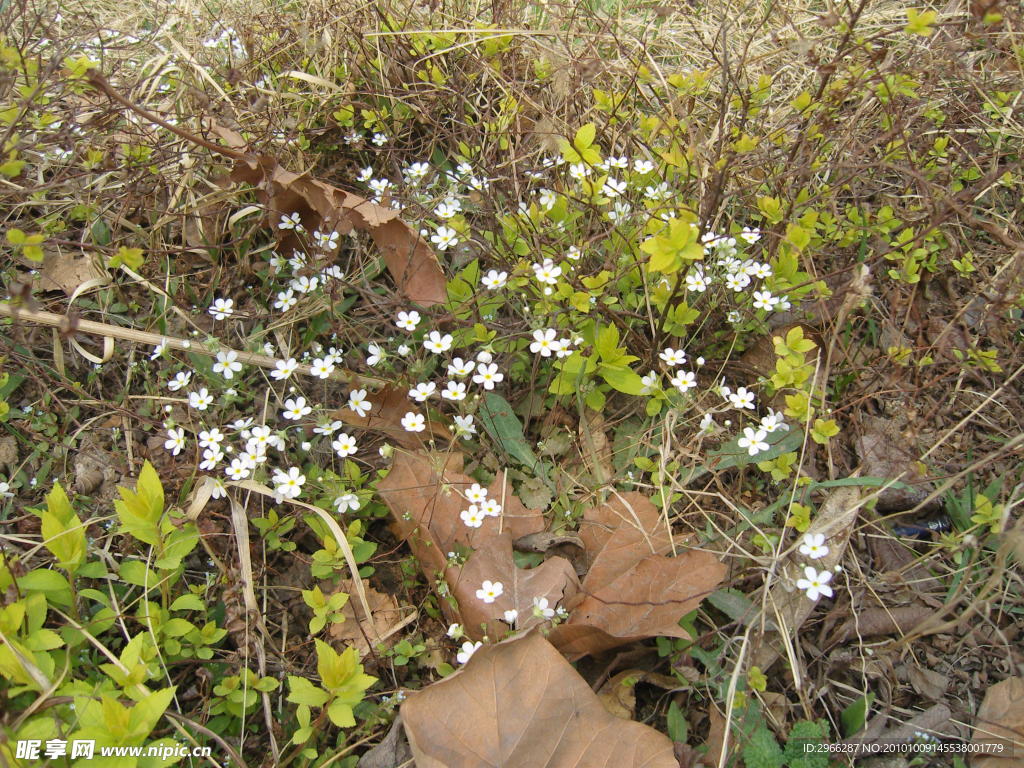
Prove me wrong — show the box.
[795,566,833,601]
[334,493,361,512]
[568,163,591,181]
[460,506,485,527]
[453,414,476,440]
[282,396,311,420]
[290,274,319,294]
[699,413,715,434]
[464,483,488,503]
[727,309,743,324]
[272,466,306,499]
[225,458,250,480]
[167,371,191,392]
[368,178,392,197]
[659,347,687,366]
[503,609,519,625]
[752,290,779,311]
[274,288,297,312]
[208,297,234,320]
[725,272,752,292]
[423,331,453,354]
[401,412,425,432]
[739,226,761,244]
[212,349,243,379]
[150,341,168,360]
[357,166,374,182]
[397,344,411,357]
[310,357,335,379]
[198,428,225,448]
[164,427,186,455]
[532,258,562,286]
[456,640,482,664]
[431,226,458,251]
[472,363,503,390]
[760,409,789,433]
[480,498,502,517]
[271,357,298,381]
[640,371,659,395]
[476,580,504,603]
[553,338,573,358]
[372,132,388,146]
[348,389,371,418]
[530,328,558,357]
[537,188,557,210]
[365,343,383,367]
[737,427,769,456]
[332,433,358,457]
[199,448,223,471]
[447,623,465,640]
[188,388,214,411]
[441,381,467,401]
[278,212,303,231]
[447,358,475,377]
[409,382,437,402]
[396,310,421,331]
[729,387,756,410]
[313,230,340,250]
[481,269,507,290]
[633,158,654,174]
[799,533,829,560]
[404,161,430,183]
[476,350,494,364]
[602,177,627,198]
[685,269,708,292]
[532,596,556,619]
[671,370,697,393]
[750,262,773,279]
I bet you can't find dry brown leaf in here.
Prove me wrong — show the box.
[855,415,939,513]
[326,578,408,657]
[907,665,949,701]
[37,249,107,296]
[401,631,676,768]
[553,552,726,657]
[231,155,446,306]
[597,669,681,721]
[972,677,1024,768]
[549,492,725,658]
[835,603,933,643]
[378,449,550,628]
[332,385,448,449]
[452,533,578,640]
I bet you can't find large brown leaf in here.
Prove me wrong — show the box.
[401,631,677,768]
[549,493,726,657]
[231,155,447,306]
[377,450,551,627]
[331,384,449,450]
[452,533,578,640]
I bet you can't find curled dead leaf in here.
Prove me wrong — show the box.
[972,677,1024,768]
[401,632,676,768]
[230,155,447,306]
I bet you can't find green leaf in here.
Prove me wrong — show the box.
[574,123,596,150]
[127,686,176,743]
[784,720,829,768]
[36,482,86,573]
[119,560,158,588]
[840,692,874,737]
[108,246,144,271]
[17,569,73,607]
[115,461,164,546]
[169,594,205,611]
[476,393,546,480]
[666,701,688,743]
[327,698,356,728]
[599,365,645,395]
[154,524,198,570]
[287,676,330,708]
[706,589,757,624]
[905,8,937,35]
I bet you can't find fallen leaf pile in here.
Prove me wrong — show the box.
[377,446,728,759]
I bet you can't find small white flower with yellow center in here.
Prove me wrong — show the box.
[431,226,458,251]
[396,310,421,332]
[530,328,558,357]
[423,331,454,354]
[481,270,507,290]
[453,414,476,440]
[332,433,358,458]
[659,348,686,367]
[737,427,769,456]
[532,258,562,286]
[671,371,697,393]
[282,396,311,421]
[729,387,756,410]
[310,357,335,379]
[401,412,425,432]
[472,363,503,390]
[272,467,306,499]
[348,389,371,418]
[476,580,504,604]
[188,388,214,411]
[409,382,437,402]
[795,566,833,601]
[167,371,191,392]
[457,640,481,664]
[208,297,234,320]
[480,499,502,517]
[448,358,475,377]
[460,506,485,528]
[164,427,186,456]
[442,381,467,401]
[799,533,829,560]
[271,357,298,381]
[213,349,242,380]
